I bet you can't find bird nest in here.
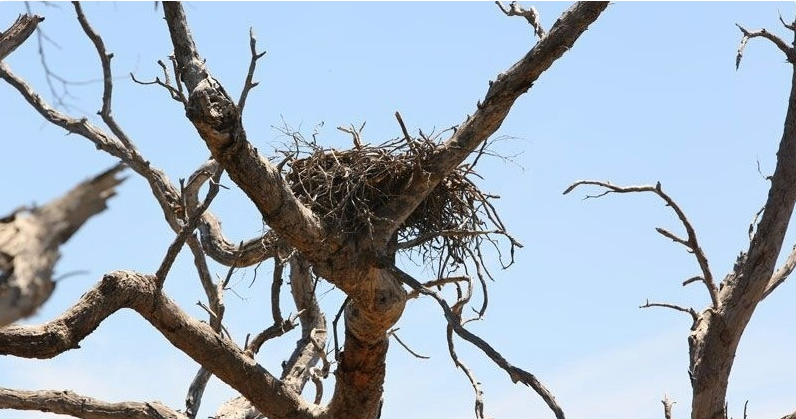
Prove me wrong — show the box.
[280,127,519,279]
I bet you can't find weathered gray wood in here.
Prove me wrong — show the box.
[0,164,125,327]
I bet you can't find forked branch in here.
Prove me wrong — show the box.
[736,23,796,70]
[563,180,719,308]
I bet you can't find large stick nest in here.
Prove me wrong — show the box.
[279,125,520,281]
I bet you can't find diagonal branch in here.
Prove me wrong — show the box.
[0,271,319,419]
[162,2,333,274]
[495,1,546,38]
[0,14,44,61]
[0,386,186,419]
[369,2,608,249]
[387,265,565,419]
[0,62,276,269]
[763,243,796,299]
[0,164,125,327]
[563,180,719,308]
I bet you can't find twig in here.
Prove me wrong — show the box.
[73,2,139,153]
[238,27,266,113]
[155,164,224,286]
[447,324,485,419]
[387,328,430,359]
[736,23,795,70]
[763,243,796,299]
[564,180,720,308]
[640,299,698,323]
[388,265,566,419]
[332,297,348,361]
[779,11,796,31]
[407,276,469,300]
[495,1,546,38]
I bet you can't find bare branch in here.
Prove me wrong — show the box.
[0,271,318,419]
[661,394,675,419]
[779,11,796,31]
[73,2,138,153]
[369,2,608,249]
[564,180,719,308]
[495,1,546,38]
[0,386,186,419]
[387,328,430,360]
[0,14,44,61]
[238,27,266,113]
[406,276,468,300]
[388,265,565,419]
[155,163,224,285]
[763,243,796,299]
[0,164,125,327]
[736,23,795,70]
[640,299,698,323]
[163,2,332,278]
[447,325,485,419]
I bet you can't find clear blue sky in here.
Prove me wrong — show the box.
[1,2,795,419]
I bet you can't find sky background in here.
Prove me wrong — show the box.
[1,2,795,419]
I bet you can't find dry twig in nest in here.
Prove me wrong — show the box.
[279,125,521,284]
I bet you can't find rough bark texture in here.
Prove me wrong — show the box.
[689,28,796,419]
[0,14,43,62]
[0,164,125,327]
[0,387,185,419]
[0,271,320,419]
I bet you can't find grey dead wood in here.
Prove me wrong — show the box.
[0,14,43,62]
[0,387,186,419]
[0,164,125,327]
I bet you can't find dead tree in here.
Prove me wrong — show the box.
[564,12,796,419]
[0,2,608,419]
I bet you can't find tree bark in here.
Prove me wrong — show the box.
[0,14,43,62]
[689,28,796,419]
[0,164,125,327]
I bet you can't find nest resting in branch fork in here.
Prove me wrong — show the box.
[281,127,520,280]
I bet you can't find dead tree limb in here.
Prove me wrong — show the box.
[0,164,125,327]
[0,14,44,62]
[0,386,186,419]
[0,271,319,419]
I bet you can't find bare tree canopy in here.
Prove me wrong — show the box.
[1,2,796,419]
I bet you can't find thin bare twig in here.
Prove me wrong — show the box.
[736,23,795,70]
[388,264,566,419]
[387,328,430,359]
[73,2,139,153]
[564,180,720,308]
[238,27,266,113]
[640,299,698,323]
